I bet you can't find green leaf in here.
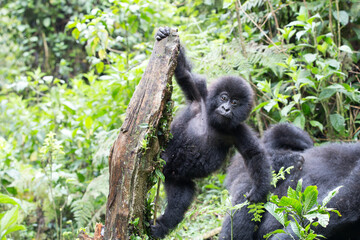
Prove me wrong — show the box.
[253,101,269,112]
[319,88,337,100]
[296,179,303,193]
[322,186,342,207]
[334,10,349,26]
[98,49,107,60]
[306,233,318,240]
[0,206,19,235]
[286,21,305,27]
[72,28,80,40]
[287,187,297,199]
[330,114,345,133]
[310,121,324,132]
[317,42,328,55]
[280,103,295,117]
[303,186,318,212]
[305,213,330,227]
[264,202,286,225]
[293,114,305,130]
[279,197,303,215]
[289,221,301,238]
[339,45,353,54]
[304,54,317,64]
[43,18,51,28]
[326,59,340,69]
[0,194,20,206]
[263,229,286,239]
[264,100,278,112]
[155,169,165,182]
[96,62,104,74]
[63,101,76,112]
[2,224,26,237]
[85,116,93,129]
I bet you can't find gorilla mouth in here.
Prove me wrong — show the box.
[215,109,232,119]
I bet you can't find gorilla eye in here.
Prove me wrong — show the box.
[220,95,228,101]
[231,99,238,105]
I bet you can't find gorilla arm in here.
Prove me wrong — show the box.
[234,124,271,202]
[157,27,207,102]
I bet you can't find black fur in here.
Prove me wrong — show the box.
[220,123,360,240]
[151,27,271,238]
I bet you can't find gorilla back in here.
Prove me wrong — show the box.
[221,123,360,240]
[259,142,360,240]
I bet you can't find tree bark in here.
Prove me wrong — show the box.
[105,29,179,240]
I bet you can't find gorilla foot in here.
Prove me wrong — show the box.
[150,221,170,239]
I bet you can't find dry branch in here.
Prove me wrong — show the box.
[105,29,180,239]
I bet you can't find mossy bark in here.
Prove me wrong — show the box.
[105,29,179,240]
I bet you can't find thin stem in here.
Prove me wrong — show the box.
[234,0,247,57]
[329,0,334,39]
[153,178,162,225]
[46,152,60,240]
[335,0,341,57]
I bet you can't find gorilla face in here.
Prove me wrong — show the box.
[207,76,253,131]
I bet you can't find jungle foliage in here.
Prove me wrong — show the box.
[0,0,359,239]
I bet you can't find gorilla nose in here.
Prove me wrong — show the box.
[222,106,230,112]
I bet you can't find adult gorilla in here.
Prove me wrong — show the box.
[220,123,360,240]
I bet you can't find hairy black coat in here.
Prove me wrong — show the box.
[151,27,271,239]
[220,123,360,240]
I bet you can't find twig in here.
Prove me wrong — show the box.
[41,32,50,72]
[260,2,293,29]
[234,0,247,57]
[335,0,341,57]
[202,227,222,239]
[236,0,288,56]
[329,0,334,40]
[350,105,360,110]
[107,47,123,54]
[153,178,162,225]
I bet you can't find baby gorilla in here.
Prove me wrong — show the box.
[152,27,271,238]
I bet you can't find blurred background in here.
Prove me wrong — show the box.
[0,0,359,239]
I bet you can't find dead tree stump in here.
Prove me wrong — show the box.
[105,29,179,239]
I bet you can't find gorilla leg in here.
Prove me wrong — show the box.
[151,178,195,238]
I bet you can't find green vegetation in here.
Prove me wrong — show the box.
[0,0,359,239]
[264,180,342,240]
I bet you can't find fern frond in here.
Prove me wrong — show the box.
[71,199,95,228]
[71,171,109,229]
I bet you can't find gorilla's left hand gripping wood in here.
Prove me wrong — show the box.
[105,30,179,239]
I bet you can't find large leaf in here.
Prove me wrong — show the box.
[279,197,302,215]
[322,186,342,207]
[0,206,19,239]
[330,114,345,133]
[290,221,301,238]
[264,202,286,225]
[333,10,349,26]
[303,186,318,213]
[0,194,20,206]
[305,212,330,227]
[319,88,337,100]
[2,224,26,238]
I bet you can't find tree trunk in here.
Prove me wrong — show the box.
[105,29,179,240]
